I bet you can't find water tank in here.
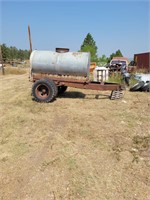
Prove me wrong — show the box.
[30,50,91,77]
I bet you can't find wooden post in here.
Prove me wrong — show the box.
[28,25,32,54]
[0,46,5,75]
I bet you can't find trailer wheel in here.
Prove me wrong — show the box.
[32,79,56,102]
[58,86,68,95]
[43,78,58,97]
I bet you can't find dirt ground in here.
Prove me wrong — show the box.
[0,73,150,200]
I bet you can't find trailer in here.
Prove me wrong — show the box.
[29,49,123,102]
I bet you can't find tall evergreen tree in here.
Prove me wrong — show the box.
[108,49,123,63]
[80,33,98,62]
[115,49,123,57]
[10,46,18,60]
[1,44,10,62]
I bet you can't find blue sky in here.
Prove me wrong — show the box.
[0,0,150,59]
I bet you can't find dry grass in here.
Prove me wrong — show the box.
[0,73,150,200]
[0,65,29,75]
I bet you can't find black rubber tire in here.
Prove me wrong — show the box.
[32,79,56,102]
[43,78,58,97]
[124,77,130,86]
[58,86,68,95]
[130,81,145,92]
[140,82,150,92]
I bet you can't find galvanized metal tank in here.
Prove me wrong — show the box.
[30,50,91,77]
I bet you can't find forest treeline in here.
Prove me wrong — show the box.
[0,44,30,62]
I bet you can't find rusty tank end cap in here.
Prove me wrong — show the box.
[55,48,69,53]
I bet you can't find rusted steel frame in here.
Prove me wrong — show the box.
[32,74,88,84]
[32,74,122,91]
[63,82,121,91]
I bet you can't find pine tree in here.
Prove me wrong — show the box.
[115,49,123,57]
[108,50,123,63]
[80,33,98,62]
[1,44,10,62]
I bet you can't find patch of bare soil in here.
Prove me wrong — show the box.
[0,74,150,200]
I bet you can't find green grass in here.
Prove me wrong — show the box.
[107,72,138,86]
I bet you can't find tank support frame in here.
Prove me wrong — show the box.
[31,74,123,92]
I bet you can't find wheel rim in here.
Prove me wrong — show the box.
[35,84,50,99]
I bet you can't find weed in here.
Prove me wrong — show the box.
[67,157,77,171]
[131,135,150,163]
